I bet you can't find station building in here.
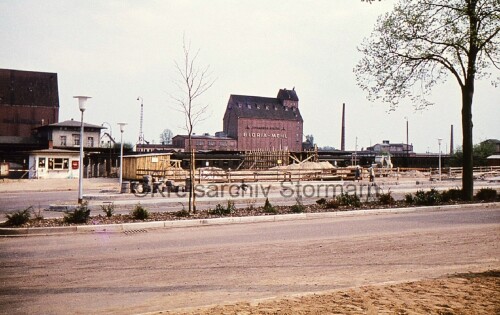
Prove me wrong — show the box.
[222,88,304,152]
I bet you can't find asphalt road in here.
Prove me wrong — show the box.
[0,206,499,314]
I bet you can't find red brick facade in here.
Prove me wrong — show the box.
[223,88,303,151]
[0,69,59,137]
[172,135,237,151]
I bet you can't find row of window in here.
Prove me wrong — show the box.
[196,140,235,146]
[60,135,94,147]
[38,157,70,170]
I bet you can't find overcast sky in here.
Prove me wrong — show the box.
[1,0,498,153]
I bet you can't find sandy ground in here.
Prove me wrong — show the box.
[162,271,499,315]
[0,177,119,193]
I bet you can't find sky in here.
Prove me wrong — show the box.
[1,0,498,153]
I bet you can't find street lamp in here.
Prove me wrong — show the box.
[117,122,127,192]
[438,138,443,181]
[74,96,91,204]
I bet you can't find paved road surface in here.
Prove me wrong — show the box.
[0,206,498,314]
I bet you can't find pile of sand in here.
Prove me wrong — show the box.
[272,161,335,170]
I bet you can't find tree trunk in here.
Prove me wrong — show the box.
[188,136,193,213]
[191,148,196,213]
[461,84,474,201]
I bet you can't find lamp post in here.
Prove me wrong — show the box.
[117,123,127,192]
[438,138,443,181]
[74,96,91,204]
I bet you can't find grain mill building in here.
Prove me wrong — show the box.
[222,88,303,152]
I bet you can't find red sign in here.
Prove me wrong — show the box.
[72,160,79,170]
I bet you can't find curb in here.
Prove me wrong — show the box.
[1,202,498,237]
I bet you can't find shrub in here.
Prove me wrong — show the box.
[316,198,327,205]
[413,189,441,206]
[100,203,115,218]
[336,193,361,207]
[440,188,463,203]
[209,200,236,216]
[475,188,497,201]
[404,193,414,205]
[5,207,32,226]
[33,206,44,221]
[324,199,340,209]
[378,191,395,205]
[290,197,305,213]
[64,202,91,224]
[131,204,149,220]
[175,209,190,217]
[263,198,277,214]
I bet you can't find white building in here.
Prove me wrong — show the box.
[28,149,80,179]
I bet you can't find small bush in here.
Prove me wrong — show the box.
[64,202,91,224]
[336,193,361,207]
[316,198,327,205]
[100,203,115,218]
[475,188,497,201]
[404,193,414,205]
[5,207,32,226]
[290,197,305,213]
[174,209,190,217]
[131,204,149,220]
[324,199,340,209]
[378,191,395,205]
[209,200,236,216]
[263,198,277,214]
[413,189,441,206]
[33,206,44,221]
[441,188,463,202]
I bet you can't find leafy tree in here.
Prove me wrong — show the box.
[355,0,499,200]
[159,128,173,145]
[450,141,496,166]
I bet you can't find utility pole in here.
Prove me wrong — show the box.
[137,97,144,145]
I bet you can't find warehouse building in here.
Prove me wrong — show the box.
[222,88,304,152]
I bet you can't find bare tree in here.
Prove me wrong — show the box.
[355,0,499,200]
[159,128,173,145]
[171,37,215,212]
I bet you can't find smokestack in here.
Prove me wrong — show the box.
[341,103,345,151]
[450,125,454,154]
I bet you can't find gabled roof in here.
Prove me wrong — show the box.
[225,94,303,121]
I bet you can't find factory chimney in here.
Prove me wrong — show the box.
[341,103,345,151]
[450,125,454,155]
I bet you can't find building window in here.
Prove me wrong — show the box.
[220,141,227,146]
[87,137,94,147]
[38,157,46,168]
[196,140,205,146]
[48,158,69,170]
[73,134,80,146]
[208,141,216,146]
[60,136,67,146]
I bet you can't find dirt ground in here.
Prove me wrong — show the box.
[163,271,499,315]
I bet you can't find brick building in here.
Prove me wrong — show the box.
[172,134,237,151]
[0,69,59,137]
[222,88,303,151]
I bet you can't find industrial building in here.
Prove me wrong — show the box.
[0,69,59,138]
[223,88,304,151]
